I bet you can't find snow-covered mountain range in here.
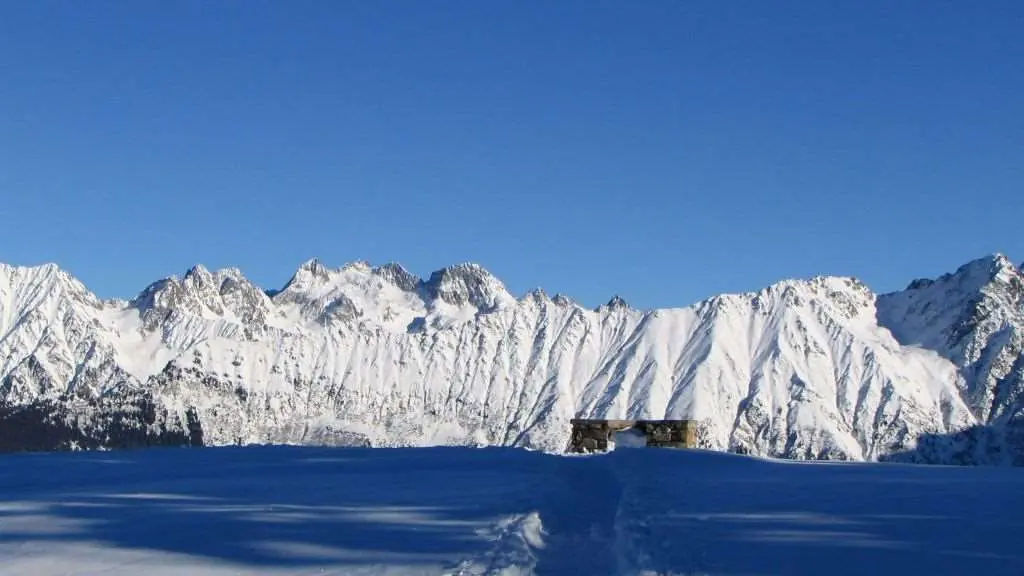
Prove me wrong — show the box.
[1,255,1022,464]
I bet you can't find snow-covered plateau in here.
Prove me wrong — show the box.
[1,254,1023,464]
[0,445,1022,575]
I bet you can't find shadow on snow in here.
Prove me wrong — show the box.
[0,446,1022,574]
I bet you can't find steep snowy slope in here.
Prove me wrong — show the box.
[877,254,1024,464]
[1,254,1021,463]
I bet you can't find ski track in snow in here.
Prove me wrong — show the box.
[0,445,1022,575]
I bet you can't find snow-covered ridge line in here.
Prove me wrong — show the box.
[1,256,872,313]
[0,253,1022,465]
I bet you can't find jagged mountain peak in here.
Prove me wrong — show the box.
[423,262,512,311]
[523,287,549,303]
[281,259,406,295]
[428,262,495,280]
[276,257,343,296]
[128,264,272,331]
[714,274,876,322]
[551,293,576,307]
[342,260,372,271]
[0,261,100,315]
[131,276,174,303]
[372,262,419,292]
[877,253,1023,424]
[991,251,1016,268]
[0,261,80,291]
[757,274,868,296]
[601,295,630,311]
[288,257,332,285]
[0,261,60,275]
[181,264,247,283]
[129,275,203,322]
[905,253,1020,293]
[184,263,212,279]
[886,254,1022,314]
[963,252,1018,281]
[268,259,429,330]
[298,257,328,274]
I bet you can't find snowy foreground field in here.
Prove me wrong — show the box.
[1,447,1022,575]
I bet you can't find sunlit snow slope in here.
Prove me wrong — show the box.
[1,254,1022,463]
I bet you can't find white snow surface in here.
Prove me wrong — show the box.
[0,445,1021,575]
[1,254,1023,462]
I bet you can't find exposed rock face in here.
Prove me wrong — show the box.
[0,388,202,452]
[876,255,1024,465]
[423,263,512,311]
[0,255,1022,464]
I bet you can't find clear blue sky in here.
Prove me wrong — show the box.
[1,2,1021,309]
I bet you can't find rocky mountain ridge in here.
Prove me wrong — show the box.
[1,255,1022,464]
